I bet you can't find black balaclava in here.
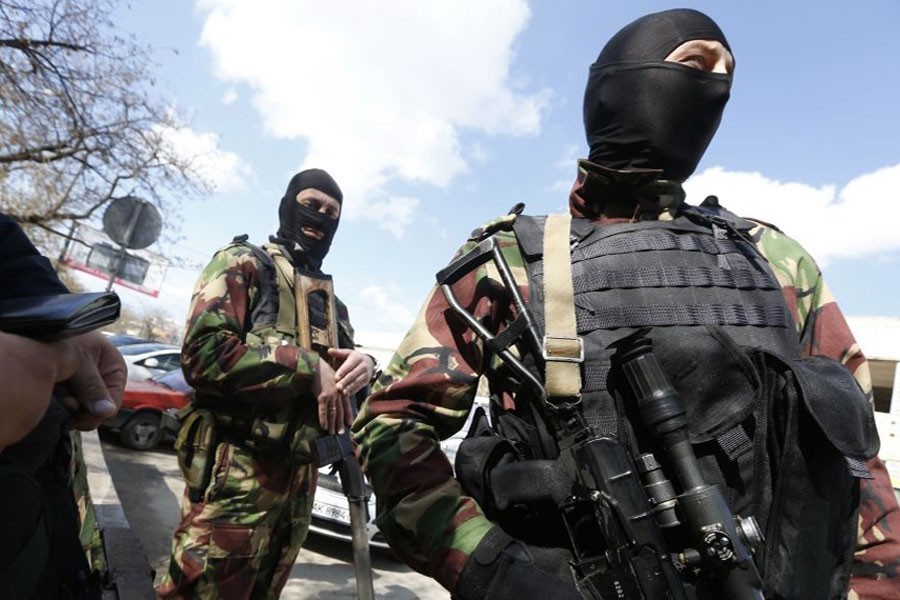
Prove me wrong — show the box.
[273,168,342,271]
[583,8,732,182]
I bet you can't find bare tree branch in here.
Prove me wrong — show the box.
[0,0,211,236]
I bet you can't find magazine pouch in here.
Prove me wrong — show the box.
[757,351,879,600]
[175,407,219,503]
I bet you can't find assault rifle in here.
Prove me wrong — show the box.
[437,236,764,599]
[296,270,375,600]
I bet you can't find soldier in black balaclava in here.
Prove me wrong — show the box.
[271,168,343,271]
[353,7,900,600]
[584,8,732,181]
[574,8,733,219]
[158,167,377,599]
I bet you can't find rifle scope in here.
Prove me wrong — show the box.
[615,334,765,600]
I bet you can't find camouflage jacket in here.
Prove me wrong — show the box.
[353,202,900,597]
[182,240,354,418]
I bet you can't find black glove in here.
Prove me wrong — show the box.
[454,527,582,600]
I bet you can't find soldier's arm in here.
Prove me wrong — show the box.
[181,246,321,403]
[353,232,523,592]
[755,224,900,595]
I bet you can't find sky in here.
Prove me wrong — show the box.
[78,0,900,350]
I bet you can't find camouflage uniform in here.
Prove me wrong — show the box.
[352,164,900,598]
[157,240,355,599]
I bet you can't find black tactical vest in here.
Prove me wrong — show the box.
[461,207,879,599]
[515,208,799,440]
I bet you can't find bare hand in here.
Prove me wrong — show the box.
[312,357,352,434]
[56,331,126,431]
[0,329,125,448]
[328,348,375,400]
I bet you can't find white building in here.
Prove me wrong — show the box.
[848,317,900,491]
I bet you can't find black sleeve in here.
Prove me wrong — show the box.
[0,214,69,299]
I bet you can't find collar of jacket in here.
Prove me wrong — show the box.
[570,158,685,222]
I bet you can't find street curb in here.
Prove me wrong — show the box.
[82,429,157,600]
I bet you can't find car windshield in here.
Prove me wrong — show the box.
[150,369,192,394]
[119,342,180,356]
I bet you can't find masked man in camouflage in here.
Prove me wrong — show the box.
[158,168,375,599]
[353,9,900,600]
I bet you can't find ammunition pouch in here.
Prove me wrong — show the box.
[175,407,219,503]
[456,407,573,547]
[216,409,320,465]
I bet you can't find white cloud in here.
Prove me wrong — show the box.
[554,144,581,170]
[194,0,548,234]
[156,124,252,194]
[684,164,900,265]
[222,88,238,105]
[358,284,416,329]
[360,196,419,238]
[548,144,580,192]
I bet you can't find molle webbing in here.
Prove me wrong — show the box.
[569,262,779,294]
[570,227,742,261]
[513,213,798,400]
[576,304,792,332]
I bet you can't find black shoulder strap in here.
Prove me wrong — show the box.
[511,215,546,258]
[690,197,758,233]
[231,237,279,329]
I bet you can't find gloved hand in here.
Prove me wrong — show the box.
[454,527,582,600]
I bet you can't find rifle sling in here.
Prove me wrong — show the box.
[542,213,583,400]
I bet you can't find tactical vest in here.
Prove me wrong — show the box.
[460,207,879,600]
[233,238,354,352]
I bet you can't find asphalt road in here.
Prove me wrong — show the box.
[98,430,448,599]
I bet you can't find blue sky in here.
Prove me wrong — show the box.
[88,0,900,347]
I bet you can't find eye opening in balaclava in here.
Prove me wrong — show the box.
[583,8,733,182]
[274,168,343,271]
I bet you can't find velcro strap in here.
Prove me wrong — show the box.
[717,425,753,461]
[844,457,873,480]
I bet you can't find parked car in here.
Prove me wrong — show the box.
[310,463,388,549]
[103,368,192,450]
[118,342,182,381]
[105,333,152,347]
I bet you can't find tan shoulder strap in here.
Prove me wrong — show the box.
[542,213,583,399]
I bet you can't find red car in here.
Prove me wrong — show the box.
[103,369,193,450]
